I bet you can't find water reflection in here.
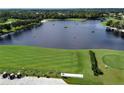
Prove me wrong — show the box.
[0,20,124,50]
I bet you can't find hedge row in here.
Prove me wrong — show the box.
[89,50,103,76]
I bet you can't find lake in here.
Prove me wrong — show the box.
[1,20,124,50]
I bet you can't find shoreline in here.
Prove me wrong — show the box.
[0,22,42,39]
[41,18,87,23]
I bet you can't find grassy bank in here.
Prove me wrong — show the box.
[0,45,124,84]
[65,18,87,21]
[0,18,41,34]
[101,21,107,26]
[101,17,120,26]
[43,18,87,22]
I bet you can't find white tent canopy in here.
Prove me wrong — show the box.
[61,73,83,79]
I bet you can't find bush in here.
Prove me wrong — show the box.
[89,50,103,76]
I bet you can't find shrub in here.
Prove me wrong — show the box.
[89,50,103,76]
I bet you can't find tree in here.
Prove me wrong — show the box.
[106,20,113,26]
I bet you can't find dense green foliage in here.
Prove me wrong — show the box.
[0,19,41,34]
[0,17,7,23]
[89,50,103,76]
[102,14,124,29]
[0,9,106,19]
[106,19,124,29]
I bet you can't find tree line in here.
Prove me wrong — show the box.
[0,8,124,35]
[106,20,124,29]
[0,19,41,34]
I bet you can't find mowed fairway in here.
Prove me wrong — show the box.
[0,45,124,84]
[103,54,124,70]
[0,46,79,76]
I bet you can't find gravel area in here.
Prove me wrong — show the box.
[0,75,67,85]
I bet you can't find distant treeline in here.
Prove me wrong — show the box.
[1,8,124,20]
[0,8,124,35]
[0,9,115,20]
[1,8,124,13]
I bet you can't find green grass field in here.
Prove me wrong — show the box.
[103,54,124,70]
[101,17,120,26]
[0,45,124,84]
[65,18,87,21]
[44,18,87,22]
[0,18,21,25]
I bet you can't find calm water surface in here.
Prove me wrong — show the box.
[1,20,124,50]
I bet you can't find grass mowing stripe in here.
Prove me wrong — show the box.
[0,46,124,84]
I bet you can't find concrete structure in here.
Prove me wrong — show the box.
[119,29,124,32]
[41,19,48,23]
[106,26,124,33]
[0,75,67,85]
[106,26,124,37]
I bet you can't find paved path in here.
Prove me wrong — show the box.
[0,76,67,85]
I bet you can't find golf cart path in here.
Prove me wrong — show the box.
[0,75,67,85]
